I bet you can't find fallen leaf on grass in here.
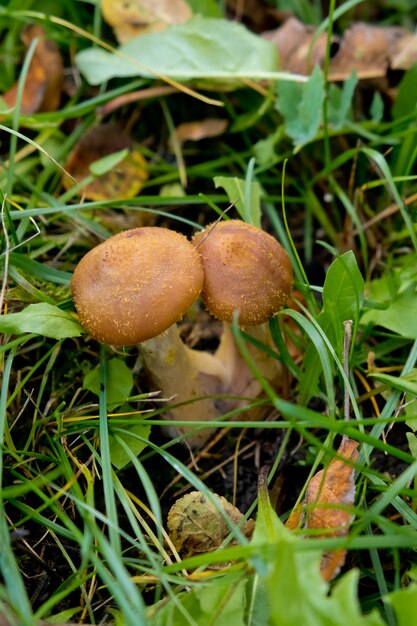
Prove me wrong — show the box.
[263,17,417,81]
[63,123,148,200]
[76,16,278,85]
[101,0,192,44]
[2,24,63,114]
[286,437,359,581]
[168,490,254,558]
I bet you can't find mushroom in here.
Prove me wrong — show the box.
[71,226,229,447]
[192,220,293,326]
[71,227,203,345]
[71,222,294,450]
[192,219,294,397]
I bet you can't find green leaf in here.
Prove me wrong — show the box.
[214,176,261,226]
[386,584,417,626]
[0,303,83,339]
[76,17,278,85]
[361,284,417,338]
[320,251,364,346]
[300,251,364,402]
[83,358,133,407]
[276,64,325,146]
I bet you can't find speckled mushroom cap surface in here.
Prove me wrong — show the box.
[71,227,204,345]
[192,220,293,326]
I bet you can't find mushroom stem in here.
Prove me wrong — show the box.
[140,325,230,448]
[140,322,283,447]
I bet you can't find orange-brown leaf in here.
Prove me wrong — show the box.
[285,437,359,581]
[3,24,63,115]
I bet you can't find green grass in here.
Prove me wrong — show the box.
[1,0,417,624]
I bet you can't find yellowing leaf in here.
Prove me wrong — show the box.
[63,123,148,200]
[101,0,192,44]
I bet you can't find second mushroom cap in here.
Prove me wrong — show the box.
[192,220,293,326]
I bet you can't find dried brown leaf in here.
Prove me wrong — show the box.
[328,22,410,81]
[167,490,254,558]
[286,437,359,581]
[263,17,338,75]
[3,24,63,114]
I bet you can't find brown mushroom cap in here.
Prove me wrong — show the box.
[192,220,293,326]
[71,227,204,345]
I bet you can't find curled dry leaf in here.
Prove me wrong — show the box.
[285,437,359,581]
[2,24,63,114]
[101,0,192,44]
[63,123,148,200]
[168,490,254,559]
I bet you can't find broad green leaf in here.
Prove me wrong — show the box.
[0,303,83,339]
[214,176,261,226]
[321,251,364,346]
[276,64,325,146]
[361,284,417,338]
[83,358,133,407]
[76,17,278,85]
[300,251,364,402]
[386,584,417,626]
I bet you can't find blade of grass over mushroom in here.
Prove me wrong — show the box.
[214,175,261,227]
